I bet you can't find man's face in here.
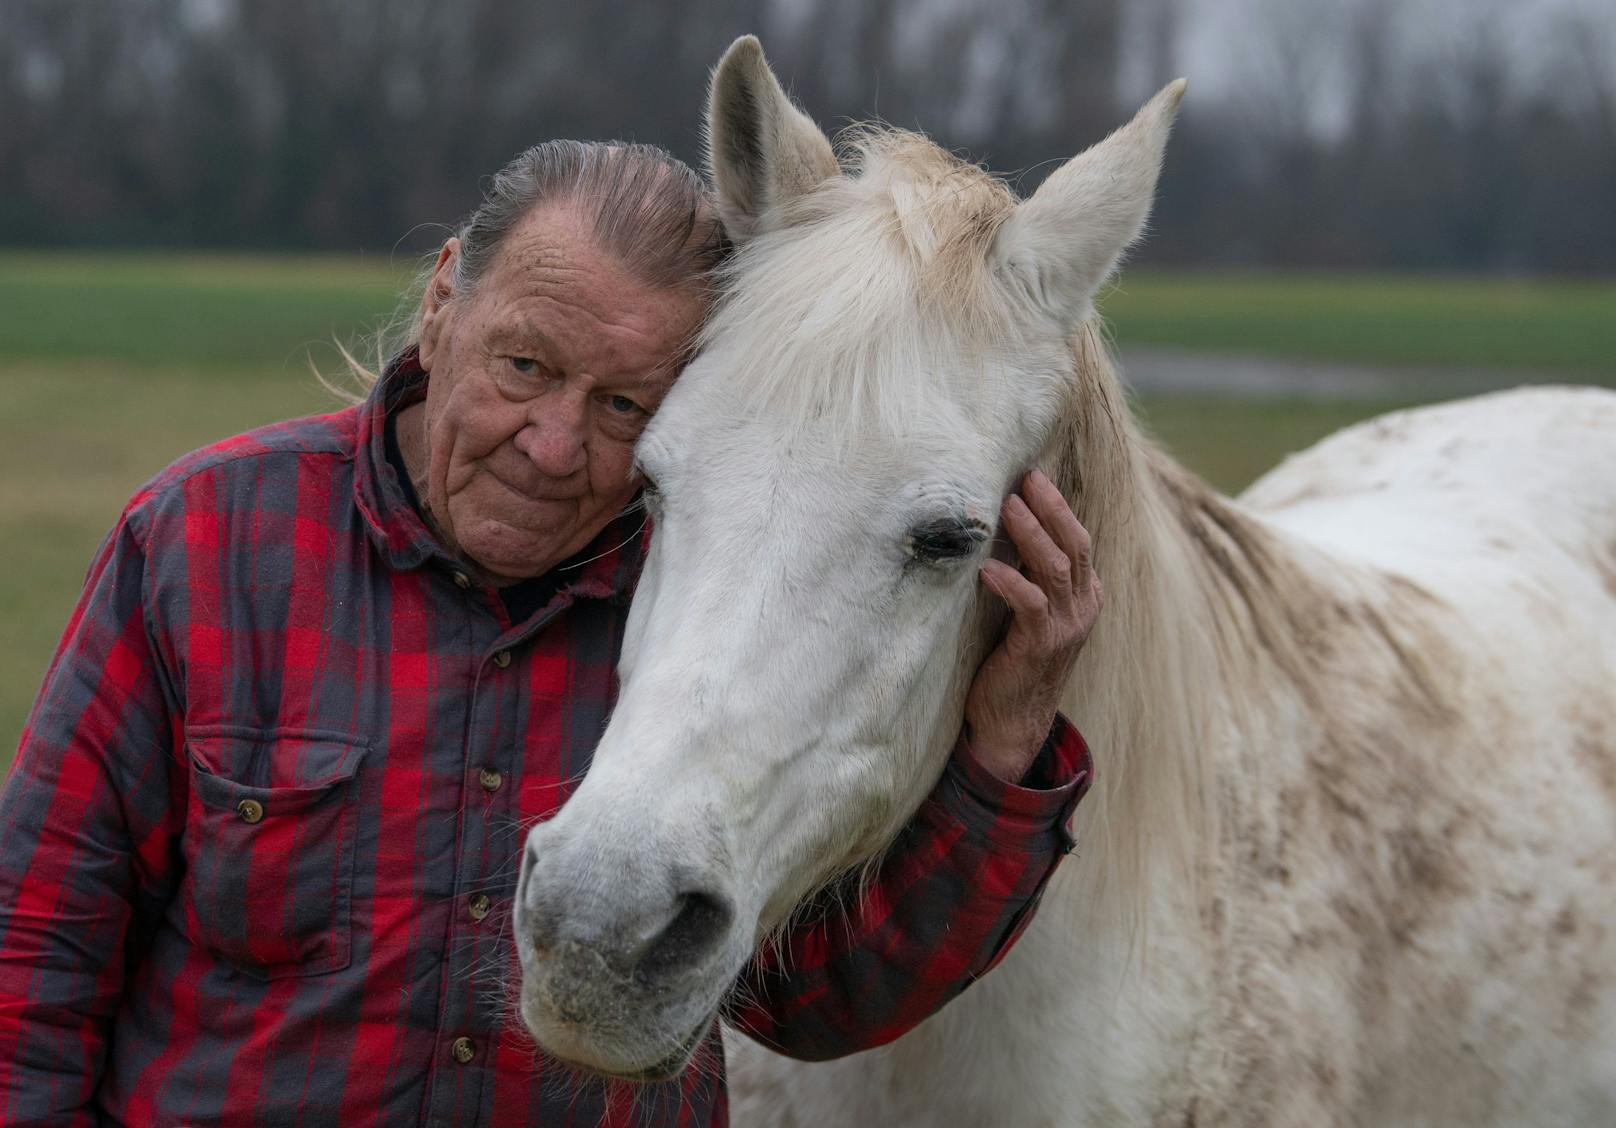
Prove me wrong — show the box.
[414,204,706,583]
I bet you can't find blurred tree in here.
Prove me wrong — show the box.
[0,0,1609,273]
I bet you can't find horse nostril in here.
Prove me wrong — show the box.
[634,890,734,983]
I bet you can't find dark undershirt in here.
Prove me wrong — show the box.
[385,412,569,623]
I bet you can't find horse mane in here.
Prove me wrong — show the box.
[1031,326,1213,926]
[1039,325,1346,932]
[1046,317,1466,939]
[699,125,1040,448]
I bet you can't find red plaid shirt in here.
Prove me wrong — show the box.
[0,353,1092,1127]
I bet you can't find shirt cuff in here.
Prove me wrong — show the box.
[934,715,1094,852]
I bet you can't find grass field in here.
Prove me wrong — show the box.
[3,252,1611,759]
[1102,270,1616,375]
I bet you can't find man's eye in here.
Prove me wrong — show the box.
[509,357,539,375]
[607,394,643,415]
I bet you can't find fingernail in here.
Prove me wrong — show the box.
[1006,494,1029,518]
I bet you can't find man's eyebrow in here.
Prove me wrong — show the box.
[487,323,560,356]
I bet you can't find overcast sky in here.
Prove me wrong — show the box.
[1155,0,1615,129]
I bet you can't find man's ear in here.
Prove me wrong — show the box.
[992,79,1186,329]
[705,35,839,242]
[417,237,460,371]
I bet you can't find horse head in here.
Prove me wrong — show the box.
[513,35,1184,1079]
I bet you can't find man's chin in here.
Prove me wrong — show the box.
[455,519,573,583]
[453,503,638,581]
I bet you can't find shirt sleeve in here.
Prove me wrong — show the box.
[0,509,180,1126]
[727,715,1093,1061]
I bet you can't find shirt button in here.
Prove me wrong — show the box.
[468,894,492,922]
[450,1036,476,1065]
[452,571,472,590]
[236,798,264,823]
[478,767,503,793]
[493,650,512,668]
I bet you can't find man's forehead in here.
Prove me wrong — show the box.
[485,204,620,290]
[476,206,704,377]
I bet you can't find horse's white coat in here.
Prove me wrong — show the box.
[698,43,1616,1128]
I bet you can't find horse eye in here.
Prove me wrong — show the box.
[906,517,990,563]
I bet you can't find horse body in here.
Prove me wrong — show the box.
[730,384,1616,1126]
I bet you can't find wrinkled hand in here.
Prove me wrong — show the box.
[964,470,1103,783]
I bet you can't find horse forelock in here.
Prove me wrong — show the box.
[839,126,1017,303]
[698,125,1031,443]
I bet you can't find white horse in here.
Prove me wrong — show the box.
[518,36,1616,1125]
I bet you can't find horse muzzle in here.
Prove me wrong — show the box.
[514,812,743,1078]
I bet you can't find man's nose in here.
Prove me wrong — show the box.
[513,392,588,478]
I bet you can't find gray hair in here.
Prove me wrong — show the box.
[450,140,727,296]
[334,140,725,393]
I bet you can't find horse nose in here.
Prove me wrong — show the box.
[520,847,735,984]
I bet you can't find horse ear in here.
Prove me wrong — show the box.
[993,79,1187,325]
[706,35,839,241]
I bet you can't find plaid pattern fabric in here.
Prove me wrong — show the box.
[0,351,1092,1127]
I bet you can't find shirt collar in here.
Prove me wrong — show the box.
[352,347,650,603]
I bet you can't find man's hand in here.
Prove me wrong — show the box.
[964,470,1102,783]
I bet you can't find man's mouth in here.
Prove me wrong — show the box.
[482,466,579,505]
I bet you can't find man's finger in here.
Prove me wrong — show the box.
[1001,492,1075,609]
[981,558,1054,650]
[1025,470,1093,591]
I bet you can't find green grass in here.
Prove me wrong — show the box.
[1099,270,1616,376]
[6,254,1613,376]
[0,251,413,371]
[0,252,1605,762]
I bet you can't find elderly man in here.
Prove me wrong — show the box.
[0,142,1098,1125]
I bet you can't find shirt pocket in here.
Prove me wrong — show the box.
[181,727,370,980]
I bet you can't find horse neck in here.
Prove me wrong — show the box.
[1041,326,1325,928]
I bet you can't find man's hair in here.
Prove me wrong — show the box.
[333,140,725,392]
[452,140,727,296]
